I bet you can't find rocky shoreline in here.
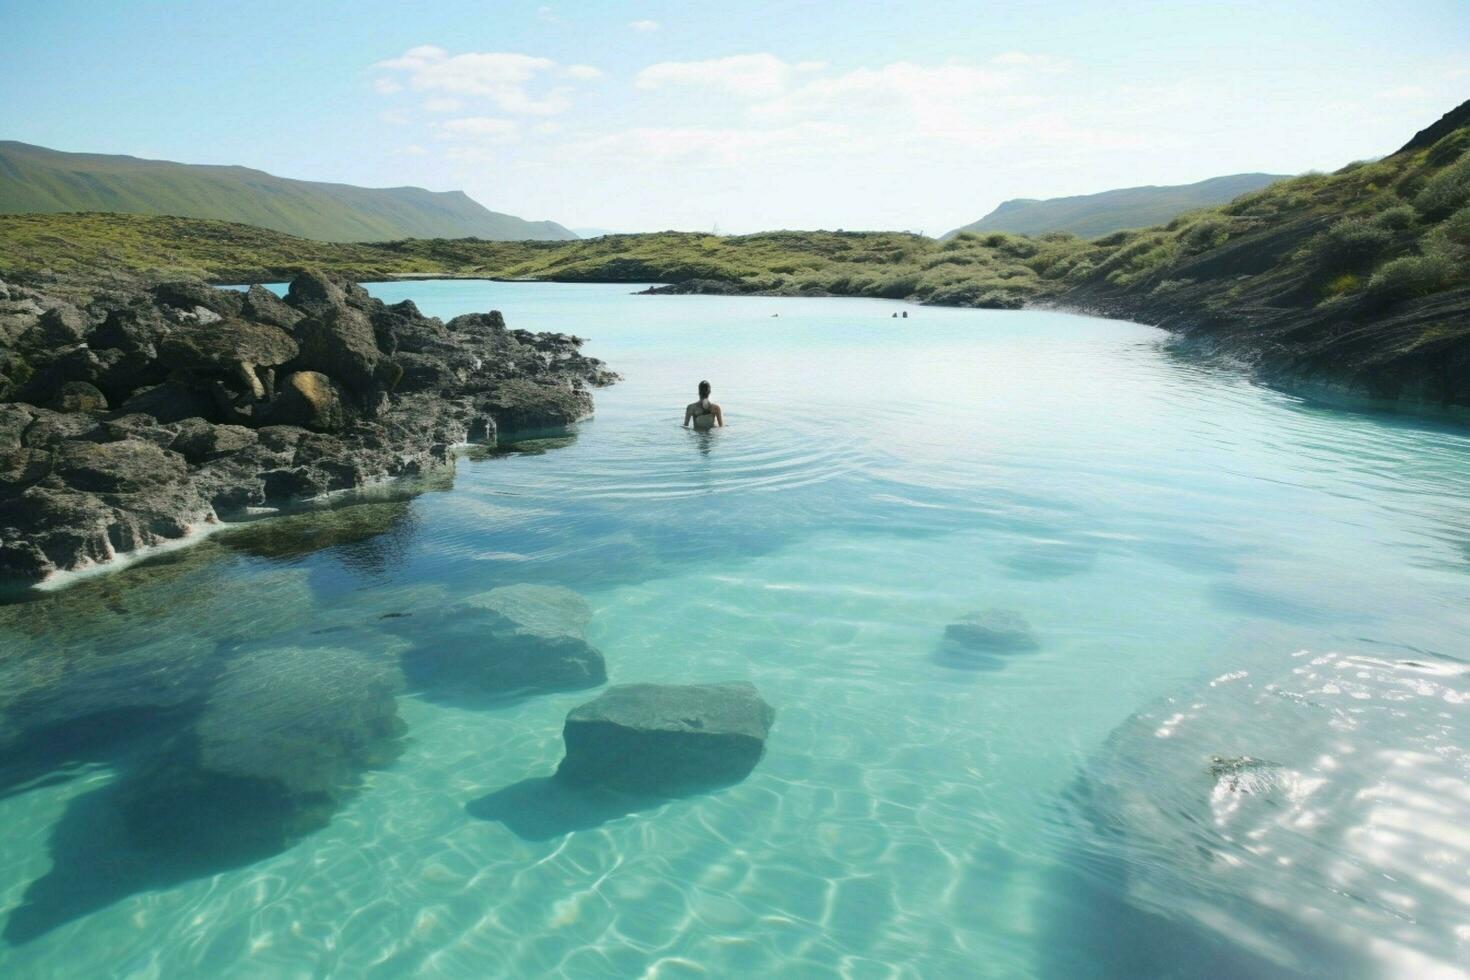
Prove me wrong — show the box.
[0,272,617,587]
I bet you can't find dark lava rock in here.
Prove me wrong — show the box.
[121,380,216,424]
[268,370,354,432]
[159,319,299,396]
[0,271,615,585]
[400,584,606,698]
[241,283,304,329]
[169,419,258,464]
[52,439,187,494]
[118,646,405,861]
[555,682,775,794]
[50,381,109,414]
[481,378,593,439]
[291,306,394,401]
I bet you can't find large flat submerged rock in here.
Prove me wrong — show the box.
[556,682,774,795]
[399,583,606,698]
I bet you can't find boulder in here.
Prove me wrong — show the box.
[283,271,372,316]
[52,439,188,494]
[481,379,593,439]
[151,280,245,319]
[17,305,89,350]
[118,646,405,861]
[241,284,303,330]
[0,403,35,450]
[555,683,775,794]
[374,300,448,353]
[20,408,103,448]
[169,419,258,463]
[101,413,177,448]
[0,448,50,493]
[49,381,108,414]
[0,486,119,579]
[291,306,396,400]
[158,319,299,399]
[269,371,354,433]
[398,584,606,697]
[121,380,215,424]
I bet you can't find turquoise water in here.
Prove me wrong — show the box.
[2,281,1469,977]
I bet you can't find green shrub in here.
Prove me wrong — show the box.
[1323,272,1361,297]
[1313,217,1393,271]
[1369,204,1416,231]
[1426,129,1470,167]
[1366,253,1456,304]
[1179,217,1230,253]
[1414,154,1470,218]
[1438,205,1470,248]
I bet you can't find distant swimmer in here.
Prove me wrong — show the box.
[683,380,724,431]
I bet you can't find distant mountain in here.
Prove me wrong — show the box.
[0,141,577,243]
[944,173,1288,240]
[571,228,619,239]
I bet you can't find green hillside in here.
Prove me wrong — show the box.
[0,141,577,243]
[944,172,1287,240]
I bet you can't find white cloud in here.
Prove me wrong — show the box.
[374,46,593,115]
[635,53,795,99]
[373,77,403,95]
[533,121,564,135]
[423,97,464,112]
[434,116,521,143]
[379,109,411,126]
[564,64,603,81]
[629,19,659,32]
[400,144,428,156]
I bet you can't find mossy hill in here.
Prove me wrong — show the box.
[0,142,576,243]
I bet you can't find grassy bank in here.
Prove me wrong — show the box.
[4,116,1466,315]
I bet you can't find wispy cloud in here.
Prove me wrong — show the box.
[374,45,597,115]
[636,53,807,99]
[433,116,521,142]
[629,19,659,32]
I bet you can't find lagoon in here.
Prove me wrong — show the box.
[1,281,1467,977]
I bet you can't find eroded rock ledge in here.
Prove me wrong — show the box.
[0,272,618,585]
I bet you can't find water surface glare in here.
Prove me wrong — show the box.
[2,282,1469,978]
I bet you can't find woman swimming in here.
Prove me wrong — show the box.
[683,380,724,431]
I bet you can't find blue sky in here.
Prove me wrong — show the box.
[3,0,1468,234]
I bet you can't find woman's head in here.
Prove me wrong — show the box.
[698,380,711,400]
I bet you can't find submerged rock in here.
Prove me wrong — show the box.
[555,682,775,794]
[118,646,404,861]
[943,608,1040,653]
[399,583,606,698]
[937,607,1040,669]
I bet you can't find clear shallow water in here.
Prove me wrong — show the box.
[1,282,1468,977]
